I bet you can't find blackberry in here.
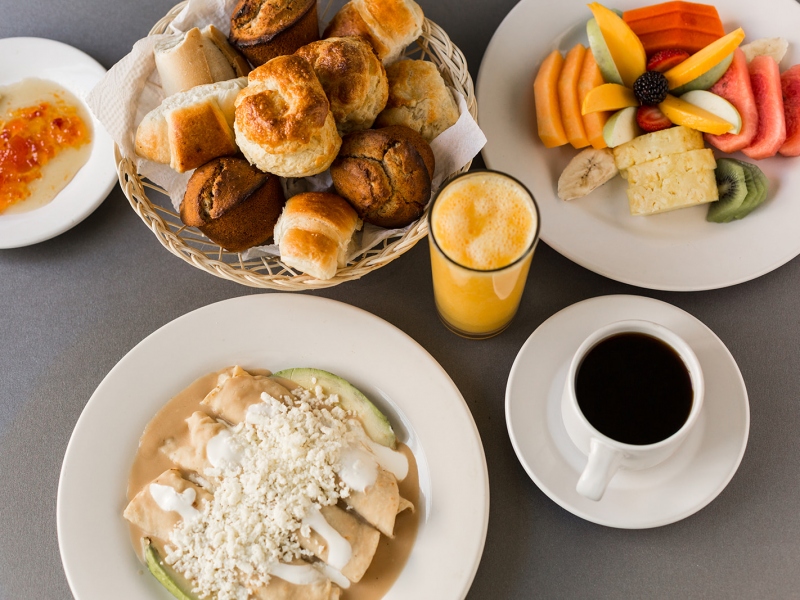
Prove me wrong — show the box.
[633,71,669,105]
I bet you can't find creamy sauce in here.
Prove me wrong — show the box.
[0,78,92,214]
[127,368,420,599]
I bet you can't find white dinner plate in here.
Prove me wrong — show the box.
[506,295,749,528]
[0,38,116,249]
[57,295,489,599]
[478,0,800,291]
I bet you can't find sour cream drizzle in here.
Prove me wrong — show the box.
[303,507,352,570]
[149,484,200,522]
[338,446,378,492]
[205,429,240,469]
[270,562,327,586]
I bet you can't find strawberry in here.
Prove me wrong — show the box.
[647,49,691,73]
[637,106,673,132]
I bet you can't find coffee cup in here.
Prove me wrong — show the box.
[561,319,704,501]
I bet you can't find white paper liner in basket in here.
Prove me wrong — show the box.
[91,0,485,290]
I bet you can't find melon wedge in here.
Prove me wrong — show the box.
[534,50,568,148]
[578,52,610,149]
[779,64,800,157]
[659,94,735,134]
[559,44,590,149]
[664,28,746,90]
[587,2,646,88]
[706,49,759,153]
[582,83,638,115]
[742,55,786,159]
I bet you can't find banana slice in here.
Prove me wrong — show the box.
[557,148,619,201]
[741,38,789,65]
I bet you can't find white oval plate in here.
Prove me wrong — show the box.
[57,295,489,599]
[0,38,116,249]
[506,295,749,528]
[478,0,800,291]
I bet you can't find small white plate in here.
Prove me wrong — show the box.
[506,295,749,528]
[57,295,489,599]
[0,38,116,248]
[478,0,800,291]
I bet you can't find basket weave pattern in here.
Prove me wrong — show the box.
[116,1,477,290]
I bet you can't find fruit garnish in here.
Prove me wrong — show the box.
[533,50,569,148]
[636,105,672,133]
[587,2,646,87]
[581,83,638,114]
[658,94,735,135]
[647,50,691,73]
[680,90,742,135]
[557,147,619,200]
[632,71,669,105]
[663,28,746,89]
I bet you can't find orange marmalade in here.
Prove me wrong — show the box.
[0,80,91,214]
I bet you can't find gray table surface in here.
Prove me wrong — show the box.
[2,0,800,598]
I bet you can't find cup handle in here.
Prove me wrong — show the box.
[576,438,623,501]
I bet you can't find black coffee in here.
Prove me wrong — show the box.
[575,332,693,445]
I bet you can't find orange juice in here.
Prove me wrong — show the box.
[429,171,539,339]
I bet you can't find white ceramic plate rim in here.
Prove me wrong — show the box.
[505,294,750,528]
[0,37,117,249]
[478,0,800,291]
[57,295,489,599]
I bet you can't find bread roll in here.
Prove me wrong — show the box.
[135,78,246,173]
[155,26,250,98]
[229,0,319,67]
[234,55,341,178]
[323,0,424,65]
[330,125,434,228]
[180,156,285,252]
[295,37,388,134]
[273,192,360,279]
[375,60,459,141]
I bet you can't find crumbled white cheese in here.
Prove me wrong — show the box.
[164,386,356,599]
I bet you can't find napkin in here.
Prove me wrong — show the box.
[85,0,487,263]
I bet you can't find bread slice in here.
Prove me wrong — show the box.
[613,126,705,172]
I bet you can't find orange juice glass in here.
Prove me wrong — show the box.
[428,170,540,339]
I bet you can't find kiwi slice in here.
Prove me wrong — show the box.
[731,159,768,219]
[707,159,748,223]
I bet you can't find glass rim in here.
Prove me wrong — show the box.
[428,169,541,274]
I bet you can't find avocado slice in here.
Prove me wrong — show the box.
[274,368,397,449]
[143,540,196,600]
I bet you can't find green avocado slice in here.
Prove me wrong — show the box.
[143,540,196,600]
[274,368,397,449]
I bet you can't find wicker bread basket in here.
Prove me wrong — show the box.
[115,0,477,290]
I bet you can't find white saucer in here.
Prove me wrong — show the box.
[506,295,749,529]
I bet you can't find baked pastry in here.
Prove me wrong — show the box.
[180,156,285,252]
[273,192,360,279]
[295,36,388,134]
[330,125,435,228]
[234,55,341,178]
[375,59,459,141]
[229,0,319,67]
[155,26,250,97]
[135,77,246,173]
[323,0,424,65]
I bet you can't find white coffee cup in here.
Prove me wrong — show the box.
[561,319,704,501]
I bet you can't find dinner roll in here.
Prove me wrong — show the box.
[375,60,459,141]
[234,55,341,178]
[229,0,319,66]
[180,156,285,252]
[295,37,389,134]
[273,192,360,279]
[330,125,434,228]
[323,0,424,65]
[135,78,246,173]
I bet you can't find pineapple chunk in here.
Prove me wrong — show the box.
[626,149,716,188]
[613,126,704,172]
[628,169,718,215]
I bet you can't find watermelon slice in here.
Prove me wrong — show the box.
[705,49,758,153]
[779,64,800,157]
[742,55,787,159]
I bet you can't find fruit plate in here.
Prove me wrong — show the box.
[57,295,489,600]
[478,0,800,291]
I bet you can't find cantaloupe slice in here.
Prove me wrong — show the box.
[659,94,735,135]
[664,28,746,90]
[588,2,646,88]
[559,44,590,149]
[534,50,568,148]
[577,52,609,149]
[582,83,638,114]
